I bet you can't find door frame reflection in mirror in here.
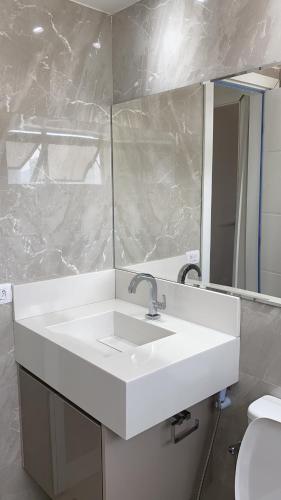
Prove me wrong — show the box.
[200,68,281,308]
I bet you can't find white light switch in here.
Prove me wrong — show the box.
[0,284,13,304]
[186,250,200,265]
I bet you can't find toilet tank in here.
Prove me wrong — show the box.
[248,395,281,423]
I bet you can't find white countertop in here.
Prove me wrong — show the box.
[13,270,240,439]
[16,299,236,383]
[15,297,240,439]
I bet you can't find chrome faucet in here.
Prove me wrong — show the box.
[128,273,166,320]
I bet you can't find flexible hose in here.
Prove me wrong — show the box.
[195,408,222,500]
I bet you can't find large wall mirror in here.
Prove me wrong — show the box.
[112,64,281,303]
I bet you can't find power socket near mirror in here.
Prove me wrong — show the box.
[186,250,200,265]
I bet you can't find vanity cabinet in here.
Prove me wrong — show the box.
[19,368,103,499]
[19,367,215,500]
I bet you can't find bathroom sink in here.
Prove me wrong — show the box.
[14,298,239,440]
[47,311,174,356]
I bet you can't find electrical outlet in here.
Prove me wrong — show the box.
[186,250,200,265]
[0,284,13,304]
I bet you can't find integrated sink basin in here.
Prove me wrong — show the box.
[47,311,175,356]
[14,291,240,440]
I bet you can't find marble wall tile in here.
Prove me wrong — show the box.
[0,1,113,498]
[0,184,113,283]
[113,84,203,270]
[200,299,281,500]
[240,300,281,386]
[0,0,112,115]
[112,0,281,103]
[0,0,113,284]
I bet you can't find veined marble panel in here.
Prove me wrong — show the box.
[0,0,113,283]
[0,1,113,498]
[113,0,281,103]
[112,84,203,273]
[0,0,112,115]
[0,113,113,282]
[0,183,113,283]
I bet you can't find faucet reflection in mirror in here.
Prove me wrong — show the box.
[178,264,202,284]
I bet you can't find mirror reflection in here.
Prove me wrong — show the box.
[210,66,281,297]
[113,65,281,300]
[112,85,203,281]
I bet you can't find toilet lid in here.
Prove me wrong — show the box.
[236,417,281,500]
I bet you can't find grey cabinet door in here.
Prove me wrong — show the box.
[19,367,103,500]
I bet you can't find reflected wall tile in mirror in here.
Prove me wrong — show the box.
[113,84,203,276]
[113,0,281,103]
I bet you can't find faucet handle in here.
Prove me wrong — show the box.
[157,294,166,311]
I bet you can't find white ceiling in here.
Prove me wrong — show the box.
[71,0,139,14]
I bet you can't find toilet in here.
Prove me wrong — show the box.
[235,395,281,500]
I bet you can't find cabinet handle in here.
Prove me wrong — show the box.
[170,410,199,444]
